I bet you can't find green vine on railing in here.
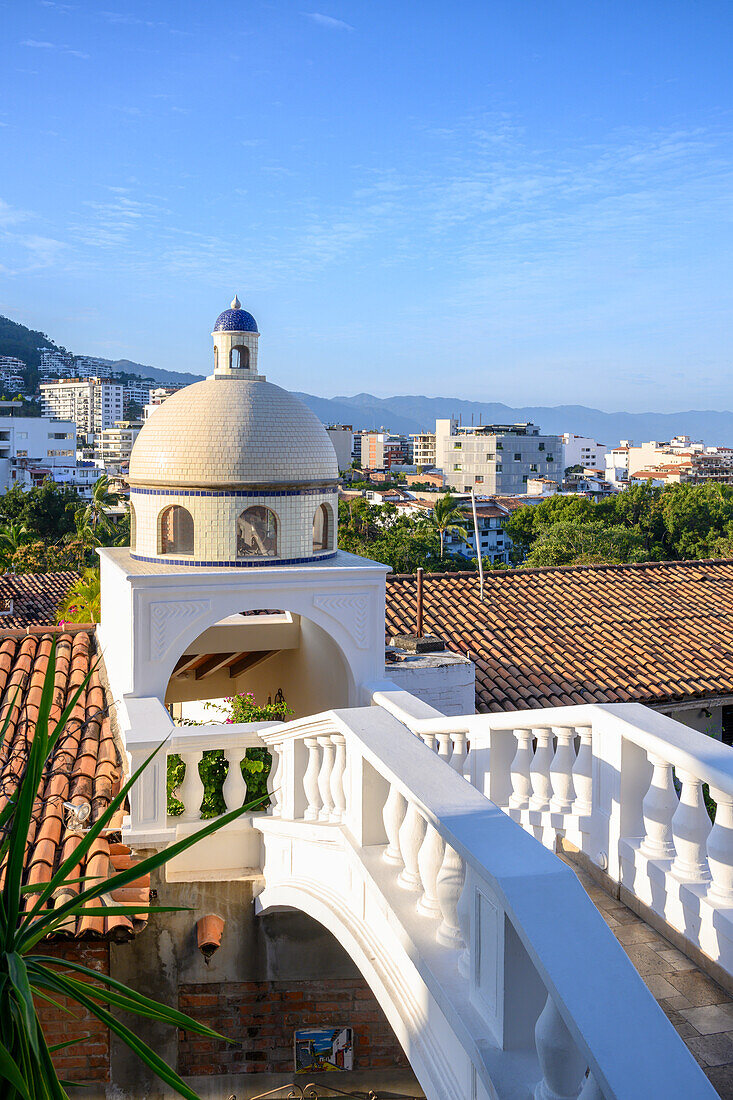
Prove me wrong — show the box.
[167,691,293,817]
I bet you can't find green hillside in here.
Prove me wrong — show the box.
[0,315,62,369]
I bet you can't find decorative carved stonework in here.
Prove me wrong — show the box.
[149,600,211,660]
[312,592,370,649]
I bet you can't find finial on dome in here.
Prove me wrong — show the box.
[231,294,241,309]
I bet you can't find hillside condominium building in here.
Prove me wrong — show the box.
[40,377,124,439]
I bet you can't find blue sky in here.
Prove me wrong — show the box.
[1,1,732,411]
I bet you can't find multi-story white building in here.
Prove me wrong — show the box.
[37,348,74,379]
[325,425,354,472]
[123,379,154,411]
[561,433,607,471]
[95,419,143,473]
[143,386,184,420]
[0,416,77,491]
[410,431,437,469]
[0,357,26,393]
[73,355,113,379]
[40,378,124,439]
[435,418,561,494]
[359,431,411,470]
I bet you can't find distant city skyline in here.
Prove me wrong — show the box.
[1,1,733,412]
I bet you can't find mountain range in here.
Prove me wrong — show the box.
[2,314,731,445]
[294,392,733,448]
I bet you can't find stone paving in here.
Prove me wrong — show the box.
[569,861,733,1098]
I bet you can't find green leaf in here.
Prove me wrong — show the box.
[0,1040,31,1099]
[6,952,39,1058]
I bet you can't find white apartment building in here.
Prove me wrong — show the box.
[37,348,74,379]
[40,378,123,439]
[143,386,183,420]
[410,431,437,469]
[95,420,142,472]
[0,356,27,393]
[123,379,154,411]
[0,416,77,491]
[325,425,354,472]
[73,355,113,379]
[435,418,562,494]
[562,433,607,470]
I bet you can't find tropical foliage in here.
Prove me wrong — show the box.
[506,482,733,566]
[56,568,101,623]
[338,498,469,573]
[0,644,263,1099]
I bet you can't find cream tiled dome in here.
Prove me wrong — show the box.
[129,378,338,490]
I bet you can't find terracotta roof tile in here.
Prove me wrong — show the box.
[0,629,148,939]
[385,559,733,712]
[0,572,80,628]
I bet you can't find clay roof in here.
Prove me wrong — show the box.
[0,571,79,628]
[0,628,148,939]
[385,559,733,712]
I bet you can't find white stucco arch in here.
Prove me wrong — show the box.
[98,547,389,710]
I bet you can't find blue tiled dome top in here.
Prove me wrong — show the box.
[214,295,258,333]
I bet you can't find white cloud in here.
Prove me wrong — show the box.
[303,12,354,31]
[20,38,89,58]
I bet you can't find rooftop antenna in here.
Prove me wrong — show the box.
[416,567,424,637]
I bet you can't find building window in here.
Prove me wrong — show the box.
[546,455,554,463]
[454,463,462,471]
[130,503,136,550]
[312,503,332,552]
[539,442,545,451]
[237,506,278,558]
[514,453,521,461]
[454,442,462,450]
[159,505,194,556]
[475,475,483,483]
[529,464,538,472]
[231,345,250,371]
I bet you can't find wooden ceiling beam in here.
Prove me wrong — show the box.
[194,652,236,680]
[228,650,277,679]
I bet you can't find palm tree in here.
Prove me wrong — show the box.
[57,567,101,623]
[426,493,468,559]
[87,474,119,531]
[0,522,29,571]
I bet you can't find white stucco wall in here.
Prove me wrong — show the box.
[386,652,475,716]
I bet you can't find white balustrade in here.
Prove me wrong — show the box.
[383,783,407,866]
[509,728,534,810]
[303,736,322,821]
[571,726,593,816]
[436,843,466,949]
[416,820,444,917]
[317,735,336,821]
[178,751,204,821]
[639,754,678,860]
[706,787,733,903]
[578,1074,604,1100]
[670,770,711,882]
[397,801,427,889]
[222,748,248,811]
[450,731,468,775]
[329,734,347,823]
[529,727,554,812]
[534,994,587,1100]
[268,740,283,817]
[419,731,437,751]
[436,731,453,763]
[550,726,576,814]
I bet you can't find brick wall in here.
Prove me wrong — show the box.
[178,977,410,1077]
[35,941,110,1084]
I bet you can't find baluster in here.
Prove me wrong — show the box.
[707,787,733,903]
[670,770,711,881]
[550,726,576,814]
[317,735,336,821]
[178,751,204,822]
[456,869,472,977]
[509,728,533,810]
[578,1072,604,1099]
[383,783,407,866]
[436,844,466,948]
[329,734,347,823]
[397,802,427,889]
[420,732,437,751]
[572,726,593,816]
[268,740,283,817]
[303,737,322,822]
[534,993,587,1100]
[222,748,248,811]
[450,732,468,776]
[529,727,554,812]
[639,754,678,859]
[436,732,453,763]
[417,821,444,917]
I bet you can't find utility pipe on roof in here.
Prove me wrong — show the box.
[471,488,485,603]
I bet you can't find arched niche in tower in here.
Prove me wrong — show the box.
[231,345,250,371]
[159,505,194,556]
[237,505,278,558]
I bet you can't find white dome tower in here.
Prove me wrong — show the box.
[127,300,339,566]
